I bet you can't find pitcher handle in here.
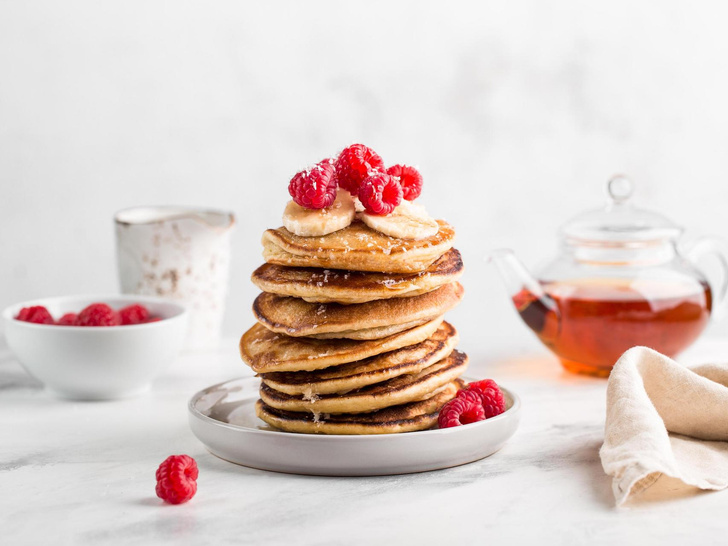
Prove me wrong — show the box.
[683,236,728,320]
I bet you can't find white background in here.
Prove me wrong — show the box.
[2,0,727,357]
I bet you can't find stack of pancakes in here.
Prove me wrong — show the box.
[239,219,467,434]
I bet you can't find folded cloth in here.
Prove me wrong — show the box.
[600,346,728,506]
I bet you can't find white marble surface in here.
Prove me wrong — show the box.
[3,335,728,545]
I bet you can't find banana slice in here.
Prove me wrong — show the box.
[282,190,355,237]
[359,201,439,240]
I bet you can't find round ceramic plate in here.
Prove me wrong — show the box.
[188,377,521,476]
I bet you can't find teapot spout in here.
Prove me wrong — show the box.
[488,249,560,346]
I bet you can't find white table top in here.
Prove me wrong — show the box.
[2,335,727,546]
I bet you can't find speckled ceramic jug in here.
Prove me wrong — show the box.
[115,206,235,349]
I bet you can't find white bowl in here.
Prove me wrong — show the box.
[3,294,188,400]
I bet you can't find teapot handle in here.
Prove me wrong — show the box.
[683,236,728,320]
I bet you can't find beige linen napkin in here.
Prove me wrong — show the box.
[600,346,728,506]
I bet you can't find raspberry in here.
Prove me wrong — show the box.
[358,172,403,215]
[57,313,78,326]
[334,144,385,196]
[75,303,120,327]
[386,164,423,201]
[119,304,150,325]
[438,390,486,429]
[155,455,198,504]
[15,306,54,325]
[468,379,499,394]
[288,159,337,209]
[466,379,506,418]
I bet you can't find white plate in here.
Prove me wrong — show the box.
[188,377,521,476]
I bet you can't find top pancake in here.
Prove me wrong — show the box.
[262,219,455,274]
[251,248,463,305]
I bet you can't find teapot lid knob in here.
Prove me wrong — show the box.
[606,174,634,204]
[561,174,683,243]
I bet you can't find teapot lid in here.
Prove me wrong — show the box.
[561,175,682,244]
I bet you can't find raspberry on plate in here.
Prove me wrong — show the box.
[334,144,385,196]
[155,455,198,504]
[56,313,78,326]
[386,164,423,201]
[358,172,403,216]
[466,379,506,418]
[119,304,150,325]
[74,303,120,327]
[16,306,55,325]
[438,390,486,429]
[288,159,337,209]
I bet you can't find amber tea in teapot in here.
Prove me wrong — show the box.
[513,278,712,376]
[492,175,728,377]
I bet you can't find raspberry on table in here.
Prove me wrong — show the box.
[288,158,338,209]
[155,455,198,504]
[15,306,54,325]
[386,164,423,201]
[358,172,403,215]
[119,304,150,325]
[56,313,78,326]
[438,390,486,429]
[334,144,385,196]
[466,379,506,418]
[74,303,120,327]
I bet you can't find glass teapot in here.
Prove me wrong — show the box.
[490,175,728,377]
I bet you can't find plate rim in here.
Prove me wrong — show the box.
[188,375,522,441]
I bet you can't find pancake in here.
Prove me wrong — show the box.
[305,320,429,340]
[260,321,459,395]
[251,248,464,304]
[240,317,444,373]
[255,380,464,435]
[259,350,468,414]
[253,282,463,340]
[262,219,455,274]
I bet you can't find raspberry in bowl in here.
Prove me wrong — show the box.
[2,295,187,400]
